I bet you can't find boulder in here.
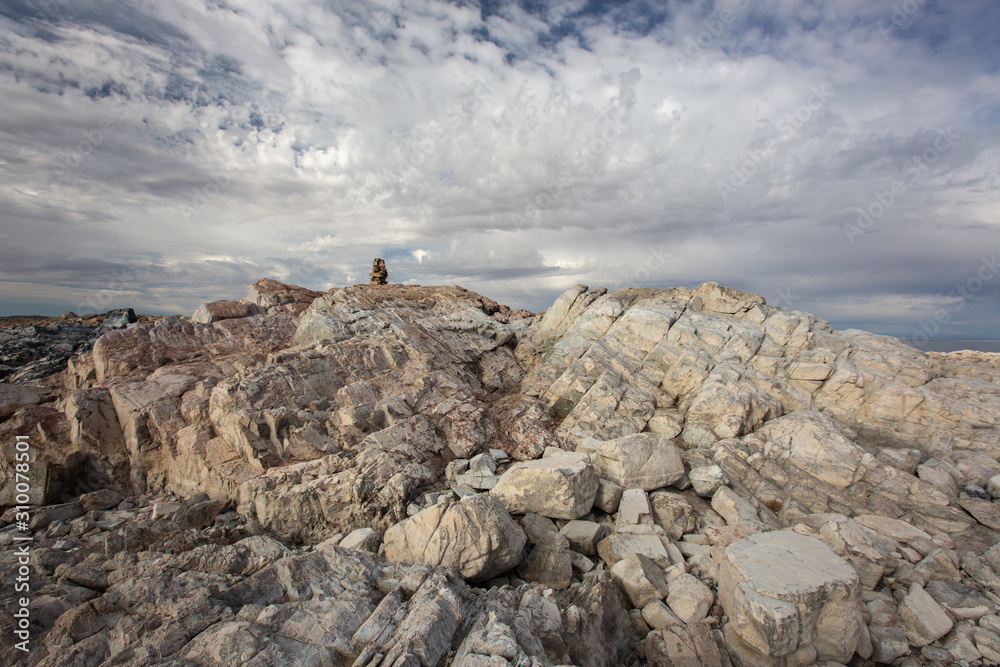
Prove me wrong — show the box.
[689,465,728,497]
[899,582,953,647]
[645,623,723,667]
[666,573,714,624]
[610,553,670,608]
[339,528,382,552]
[491,454,599,520]
[517,536,573,590]
[560,520,611,556]
[578,433,685,491]
[192,300,265,325]
[718,531,863,665]
[593,479,623,513]
[384,494,526,582]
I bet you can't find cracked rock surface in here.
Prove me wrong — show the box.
[3,278,1000,666]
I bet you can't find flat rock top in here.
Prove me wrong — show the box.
[725,530,858,597]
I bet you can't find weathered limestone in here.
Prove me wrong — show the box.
[491,454,599,520]
[383,494,526,582]
[610,553,670,608]
[718,531,863,666]
[645,622,723,667]
[666,573,714,624]
[8,277,1000,666]
[191,300,265,325]
[578,433,685,491]
[899,582,953,647]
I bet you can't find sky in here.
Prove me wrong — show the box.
[0,0,998,344]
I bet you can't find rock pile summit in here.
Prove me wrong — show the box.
[2,277,1000,666]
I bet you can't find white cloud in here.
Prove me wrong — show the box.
[0,0,998,338]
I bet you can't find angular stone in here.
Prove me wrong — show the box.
[925,579,995,621]
[593,479,623,513]
[645,622,723,667]
[854,514,932,544]
[339,528,382,552]
[610,553,670,608]
[455,470,499,490]
[869,625,911,664]
[517,536,573,590]
[718,531,862,664]
[689,465,728,498]
[989,475,1000,499]
[915,548,961,582]
[899,583,953,647]
[468,451,498,473]
[54,563,108,591]
[666,573,714,624]
[578,433,685,491]
[0,383,52,418]
[975,627,1000,664]
[175,499,228,530]
[650,491,697,541]
[192,300,264,324]
[384,495,526,582]
[559,520,611,556]
[711,487,764,532]
[617,488,652,526]
[642,599,683,630]
[519,513,566,546]
[598,532,672,568]
[957,497,1000,530]
[29,503,84,530]
[78,489,124,512]
[491,454,599,520]
[152,501,182,520]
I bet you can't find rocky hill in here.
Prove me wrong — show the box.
[2,278,1000,666]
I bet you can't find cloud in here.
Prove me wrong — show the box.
[0,0,998,341]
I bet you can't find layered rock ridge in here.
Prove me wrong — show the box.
[2,277,1000,666]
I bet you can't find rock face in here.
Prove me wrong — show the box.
[4,277,1000,666]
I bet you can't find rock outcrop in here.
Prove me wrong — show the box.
[3,278,1000,666]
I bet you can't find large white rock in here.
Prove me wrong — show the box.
[384,495,526,582]
[718,531,863,666]
[578,433,685,491]
[491,453,599,520]
[899,583,953,647]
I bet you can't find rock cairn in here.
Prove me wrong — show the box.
[369,257,388,285]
